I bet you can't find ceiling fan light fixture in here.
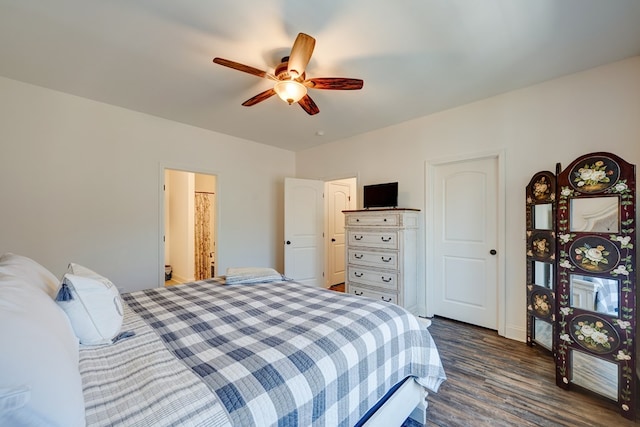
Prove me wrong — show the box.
[274,80,307,105]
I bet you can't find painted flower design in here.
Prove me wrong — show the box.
[574,161,612,188]
[615,235,632,248]
[615,319,631,330]
[561,186,573,197]
[560,307,572,316]
[574,244,609,268]
[532,238,549,256]
[559,259,573,269]
[558,233,572,244]
[612,265,629,276]
[560,333,572,343]
[615,350,631,361]
[574,320,613,350]
[613,181,628,193]
[533,177,550,199]
[533,294,550,316]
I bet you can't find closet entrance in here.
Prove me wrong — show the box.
[163,169,217,285]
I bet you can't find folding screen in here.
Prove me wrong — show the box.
[526,152,636,420]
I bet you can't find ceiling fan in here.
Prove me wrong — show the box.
[213,33,364,115]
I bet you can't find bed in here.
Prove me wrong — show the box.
[0,254,446,427]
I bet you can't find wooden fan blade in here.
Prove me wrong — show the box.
[242,88,276,106]
[213,58,276,80]
[298,94,320,115]
[287,33,315,79]
[305,77,364,90]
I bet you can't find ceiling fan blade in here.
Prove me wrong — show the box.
[298,94,320,115]
[242,88,276,106]
[305,77,364,90]
[213,57,276,80]
[287,33,315,79]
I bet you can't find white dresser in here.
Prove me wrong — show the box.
[343,208,419,314]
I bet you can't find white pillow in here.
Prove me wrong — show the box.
[0,253,59,298]
[0,276,84,427]
[225,267,284,284]
[56,263,123,346]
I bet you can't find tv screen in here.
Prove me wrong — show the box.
[363,182,398,209]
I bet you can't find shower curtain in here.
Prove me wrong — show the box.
[194,193,211,281]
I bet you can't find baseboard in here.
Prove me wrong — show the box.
[505,324,526,343]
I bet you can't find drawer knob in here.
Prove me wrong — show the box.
[354,235,363,240]
[381,256,391,262]
[354,272,363,277]
[382,276,392,282]
[381,296,392,302]
[354,254,363,259]
[355,291,364,296]
[381,236,392,242]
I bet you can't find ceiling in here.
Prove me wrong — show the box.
[1,1,639,152]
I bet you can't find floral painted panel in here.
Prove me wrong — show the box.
[569,156,620,194]
[569,314,620,354]
[568,236,620,273]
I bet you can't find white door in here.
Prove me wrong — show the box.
[284,178,324,286]
[325,179,355,287]
[432,156,499,329]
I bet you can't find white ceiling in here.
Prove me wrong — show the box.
[1,1,639,152]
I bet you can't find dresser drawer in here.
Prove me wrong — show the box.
[349,285,397,304]
[347,231,398,249]
[346,213,399,227]
[348,267,397,291]
[348,249,398,269]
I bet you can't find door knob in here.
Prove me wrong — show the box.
[490,249,497,255]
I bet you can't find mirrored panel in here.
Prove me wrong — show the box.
[571,350,618,401]
[533,204,553,230]
[570,274,619,316]
[570,197,619,233]
[532,261,554,289]
[533,318,552,351]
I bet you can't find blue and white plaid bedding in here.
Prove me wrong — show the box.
[121,279,446,426]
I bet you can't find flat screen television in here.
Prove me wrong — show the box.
[363,182,398,209]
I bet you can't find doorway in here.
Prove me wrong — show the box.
[426,152,505,334]
[325,178,356,287]
[164,169,217,286]
[283,176,356,288]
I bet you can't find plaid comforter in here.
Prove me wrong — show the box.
[119,279,445,426]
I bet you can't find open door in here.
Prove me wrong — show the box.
[284,178,324,287]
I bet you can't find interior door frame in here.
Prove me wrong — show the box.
[158,162,220,288]
[324,177,357,287]
[424,150,506,336]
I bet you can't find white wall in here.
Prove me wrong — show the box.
[0,76,295,292]
[166,169,195,283]
[296,56,640,342]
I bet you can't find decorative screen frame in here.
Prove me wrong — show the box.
[526,171,557,352]
[554,151,636,420]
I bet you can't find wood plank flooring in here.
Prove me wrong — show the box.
[425,316,638,427]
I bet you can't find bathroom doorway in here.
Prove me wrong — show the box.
[164,169,217,285]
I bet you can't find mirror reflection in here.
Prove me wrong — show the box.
[532,261,553,289]
[570,197,619,233]
[571,350,618,401]
[533,204,553,230]
[570,274,619,316]
[533,318,552,351]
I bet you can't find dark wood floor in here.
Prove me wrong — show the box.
[425,316,638,427]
